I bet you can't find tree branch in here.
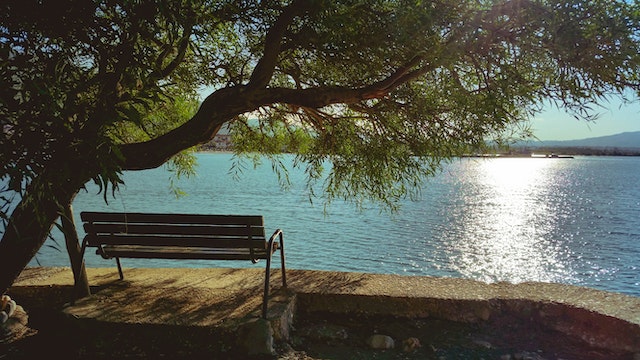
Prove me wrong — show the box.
[119,86,249,170]
[247,0,307,89]
[256,55,438,107]
[118,51,439,171]
[150,26,193,80]
[374,53,428,92]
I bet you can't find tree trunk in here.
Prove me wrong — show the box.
[61,202,90,300]
[0,163,91,295]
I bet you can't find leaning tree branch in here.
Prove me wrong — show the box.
[118,51,441,171]
[119,86,250,170]
[255,53,439,107]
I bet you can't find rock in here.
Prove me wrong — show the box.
[298,324,349,341]
[477,306,492,321]
[239,318,275,356]
[473,339,493,349]
[366,334,395,350]
[513,351,546,360]
[5,300,16,318]
[500,355,513,360]
[402,337,421,352]
[0,305,33,345]
[0,295,9,310]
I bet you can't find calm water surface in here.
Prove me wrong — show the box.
[29,154,640,297]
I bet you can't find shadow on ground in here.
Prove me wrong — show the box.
[3,267,640,359]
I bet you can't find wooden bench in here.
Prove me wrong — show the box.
[80,211,286,318]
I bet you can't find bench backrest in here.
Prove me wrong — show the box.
[80,212,267,250]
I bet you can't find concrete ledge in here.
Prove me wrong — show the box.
[8,267,640,354]
[296,293,640,352]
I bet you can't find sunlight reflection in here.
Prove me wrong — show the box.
[448,158,576,284]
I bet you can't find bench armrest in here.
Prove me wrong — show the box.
[266,228,287,290]
[267,229,283,249]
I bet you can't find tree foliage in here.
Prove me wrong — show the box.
[1,0,639,292]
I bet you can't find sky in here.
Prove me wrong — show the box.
[531,98,640,141]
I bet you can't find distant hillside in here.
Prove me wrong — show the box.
[522,131,640,149]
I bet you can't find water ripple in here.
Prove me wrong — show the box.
[26,154,640,297]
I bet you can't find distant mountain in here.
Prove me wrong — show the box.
[523,131,640,149]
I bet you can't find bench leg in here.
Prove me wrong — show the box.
[279,235,287,288]
[116,258,124,280]
[262,255,272,319]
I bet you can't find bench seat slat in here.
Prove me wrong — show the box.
[87,235,268,248]
[81,212,264,226]
[84,223,265,237]
[101,245,270,260]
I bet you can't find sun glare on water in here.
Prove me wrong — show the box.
[448,158,575,284]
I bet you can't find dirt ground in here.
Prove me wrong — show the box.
[2,309,634,360]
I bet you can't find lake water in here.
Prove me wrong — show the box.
[28,153,640,297]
